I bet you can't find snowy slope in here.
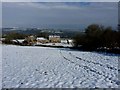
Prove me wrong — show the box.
[0,44,2,89]
[2,45,119,88]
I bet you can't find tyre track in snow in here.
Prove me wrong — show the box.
[59,50,118,85]
[68,52,117,71]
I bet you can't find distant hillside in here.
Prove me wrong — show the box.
[2,28,84,38]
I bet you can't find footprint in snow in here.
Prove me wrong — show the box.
[44,71,48,75]
[115,80,120,85]
[35,69,38,71]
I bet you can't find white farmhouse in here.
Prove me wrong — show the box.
[49,35,61,43]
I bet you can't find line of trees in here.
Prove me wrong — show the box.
[2,32,27,44]
[73,24,120,53]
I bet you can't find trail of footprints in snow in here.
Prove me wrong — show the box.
[59,50,118,85]
[68,52,117,71]
[59,50,102,75]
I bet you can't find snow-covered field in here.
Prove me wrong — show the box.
[2,45,119,88]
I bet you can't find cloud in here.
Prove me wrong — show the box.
[2,2,118,29]
[1,0,120,2]
[3,2,117,10]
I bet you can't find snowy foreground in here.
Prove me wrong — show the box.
[2,45,119,88]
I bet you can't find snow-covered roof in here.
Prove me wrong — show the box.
[68,39,73,43]
[12,39,25,43]
[0,38,5,41]
[29,35,35,38]
[49,35,60,38]
[18,39,24,42]
[37,37,47,40]
[17,39,25,43]
[12,40,17,42]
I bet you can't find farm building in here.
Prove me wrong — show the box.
[12,39,25,45]
[24,35,37,45]
[0,38,5,44]
[49,35,61,43]
[0,38,5,42]
[37,37,49,44]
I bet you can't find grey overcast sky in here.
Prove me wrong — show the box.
[2,2,118,29]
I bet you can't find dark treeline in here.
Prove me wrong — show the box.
[2,32,27,44]
[73,24,120,54]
